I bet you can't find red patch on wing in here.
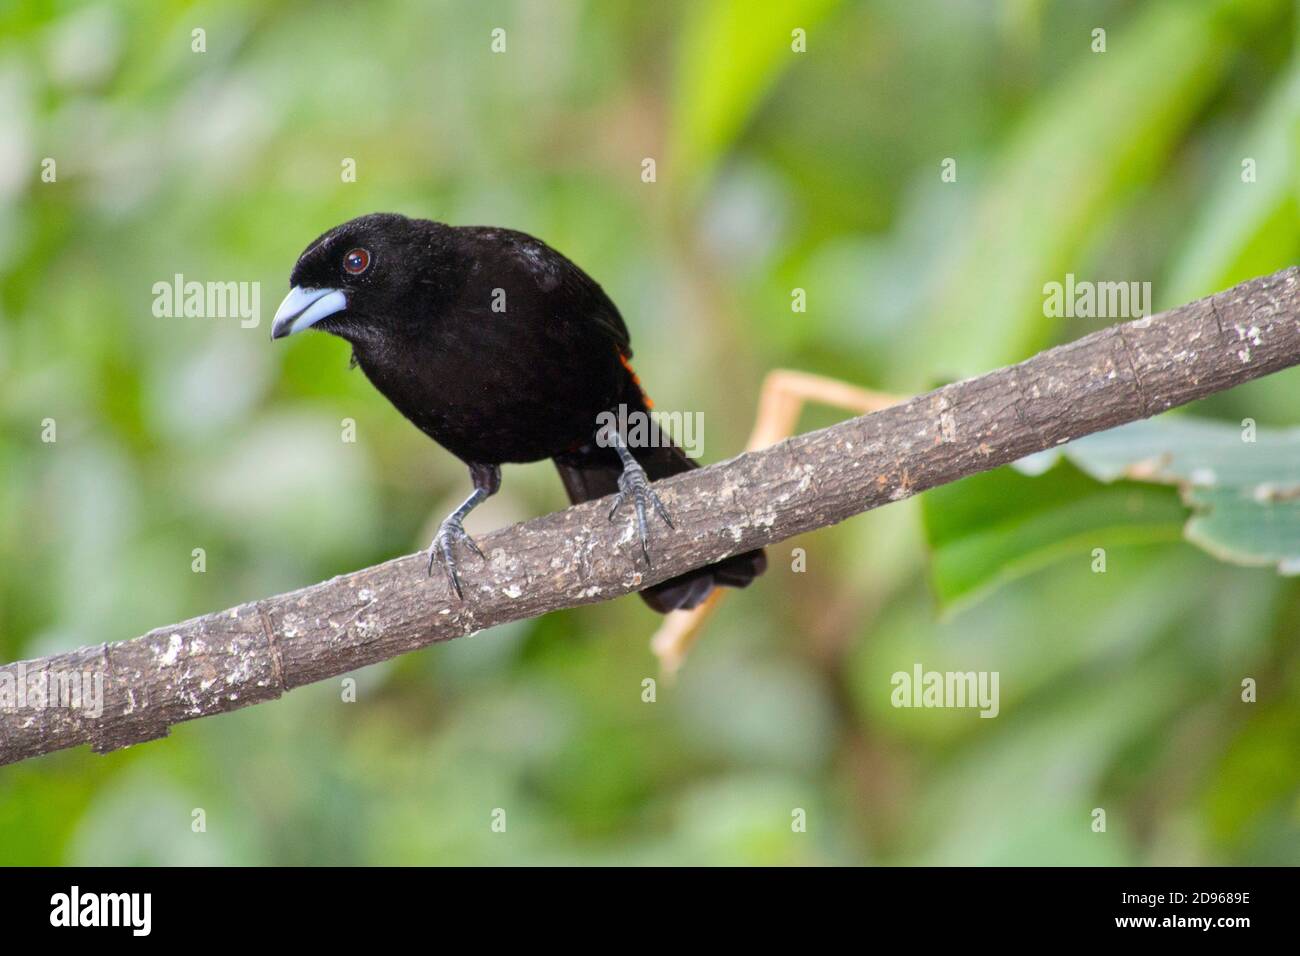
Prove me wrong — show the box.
[619,352,653,408]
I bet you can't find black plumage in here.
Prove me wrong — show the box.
[271,212,765,612]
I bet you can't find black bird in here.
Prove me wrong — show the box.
[270,213,765,612]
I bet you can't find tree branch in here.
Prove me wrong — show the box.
[4,268,1299,766]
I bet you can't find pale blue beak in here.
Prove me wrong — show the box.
[271,286,347,339]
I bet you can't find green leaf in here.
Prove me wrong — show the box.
[922,462,1186,609]
[925,415,1300,607]
[1022,417,1300,574]
[1185,486,1300,571]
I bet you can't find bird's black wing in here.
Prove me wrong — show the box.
[459,226,633,358]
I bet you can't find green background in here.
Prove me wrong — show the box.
[2,0,1299,865]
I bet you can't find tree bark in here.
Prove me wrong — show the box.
[3,267,1299,766]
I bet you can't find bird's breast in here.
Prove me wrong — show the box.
[353,322,626,464]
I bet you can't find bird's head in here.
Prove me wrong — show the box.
[271,212,454,343]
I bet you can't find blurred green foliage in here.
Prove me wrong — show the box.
[1,0,1299,865]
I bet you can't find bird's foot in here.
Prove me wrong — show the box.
[608,461,674,566]
[426,515,486,598]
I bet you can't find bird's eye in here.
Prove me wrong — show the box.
[343,248,371,275]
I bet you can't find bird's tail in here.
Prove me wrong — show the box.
[553,431,767,614]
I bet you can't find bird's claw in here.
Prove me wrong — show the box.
[427,516,485,598]
[608,462,674,566]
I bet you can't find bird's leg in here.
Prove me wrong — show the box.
[604,424,674,567]
[427,463,500,598]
